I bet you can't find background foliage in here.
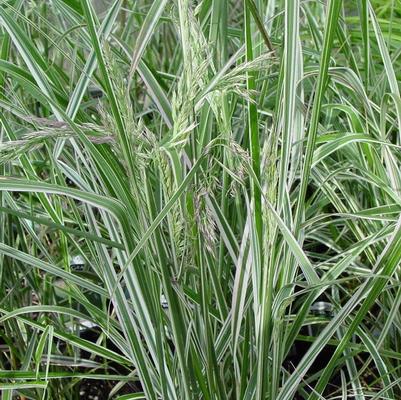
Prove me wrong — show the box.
[1,0,401,399]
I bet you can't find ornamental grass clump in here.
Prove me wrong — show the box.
[1,1,401,399]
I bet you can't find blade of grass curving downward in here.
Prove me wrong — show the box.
[294,0,342,234]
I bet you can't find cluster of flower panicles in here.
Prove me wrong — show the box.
[167,3,211,151]
[100,45,158,188]
[0,113,119,166]
[194,186,217,254]
[166,3,276,153]
[228,140,251,197]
